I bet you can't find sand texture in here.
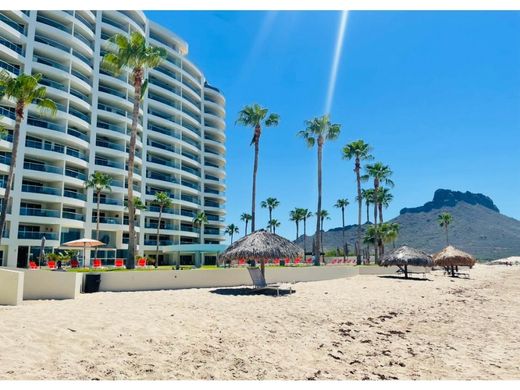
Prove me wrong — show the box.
[1,265,519,380]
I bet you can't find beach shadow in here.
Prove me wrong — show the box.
[209,287,295,296]
[378,275,432,282]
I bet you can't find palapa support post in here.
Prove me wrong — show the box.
[404,264,408,279]
[261,258,265,277]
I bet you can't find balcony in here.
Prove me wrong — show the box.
[24,161,62,175]
[64,189,86,201]
[99,85,126,99]
[180,225,199,233]
[71,68,90,84]
[147,205,176,214]
[181,194,200,205]
[66,148,89,162]
[147,139,178,154]
[27,117,66,134]
[65,167,87,181]
[33,54,69,73]
[36,14,71,34]
[62,211,85,221]
[147,171,177,183]
[99,197,122,206]
[147,156,179,169]
[35,34,70,54]
[70,87,90,102]
[67,127,89,142]
[181,165,200,177]
[97,120,126,135]
[182,136,200,149]
[20,208,60,218]
[96,138,124,152]
[95,157,124,170]
[144,239,173,246]
[102,16,127,32]
[0,106,16,120]
[69,106,90,123]
[25,138,64,154]
[0,59,20,75]
[18,231,58,240]
[181,181,200,191]
[22,184,61,196]
[148,123,180,139]
[39,77,67,92]
[145,222,175,230]
[0,37,24,55]
[0,13,26,34]
[92,216,121,224]
[0,154,12,165]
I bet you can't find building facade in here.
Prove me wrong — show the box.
[0,10,226,267]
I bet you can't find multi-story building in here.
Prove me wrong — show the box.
[0,10,226,267]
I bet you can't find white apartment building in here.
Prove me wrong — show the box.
[0,10,226,268]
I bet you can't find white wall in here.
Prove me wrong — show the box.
[0,268,24,305]
[19,270,82,300]
[98,266,360,292]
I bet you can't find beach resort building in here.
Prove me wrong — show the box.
[0,10,227,267]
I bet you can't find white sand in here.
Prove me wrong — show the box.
[0,264,519,380]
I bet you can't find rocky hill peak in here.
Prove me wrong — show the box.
[400,189,499,215]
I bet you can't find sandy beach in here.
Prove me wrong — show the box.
[1,265,519,380]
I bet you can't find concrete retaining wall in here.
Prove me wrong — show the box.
[20,270,82,300]
[0,268,24,305]
[98,266,360,292]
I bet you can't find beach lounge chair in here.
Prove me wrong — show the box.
[238,258,246,267]
[92,259,103,269]
[114,258,125,268]
[29,261,38,269]
[273,258,280,266]
[284,257,291,266]
[306,258,312,265]
[247,268,288,296]
[294,258,301,265]
[47,261,56,269]
[136,258,147,268]
[70,259,79,268]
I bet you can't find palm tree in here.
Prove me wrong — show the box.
[334,198,350,260]
[301,209,313,256]
[84,172,112,258]
[124,196,146,260]
[289,208,304,240]
[101,32,166,269]
[267,219,281,234]
[260,197,280,232]
[152,192,173,268]
[387,222,400,248]
[318,209,330,263]
[363,162,394,262]
[438,212,453,245]
[236,104,280,233]
[375,187,393,225]
[193,211,208,245]
[240,213,252,236]
[0,72,57,247]
[298,115,341,265]
[225,224,239,244]
[342,140,373,265]
[360,188,374,224]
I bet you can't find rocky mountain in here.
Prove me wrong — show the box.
[294,189,520,260]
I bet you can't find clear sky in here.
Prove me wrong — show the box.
[145,11,520,242]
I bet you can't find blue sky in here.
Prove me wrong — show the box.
[145,11,520,241]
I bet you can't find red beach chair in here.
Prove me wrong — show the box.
[306,258,312,265]
[29,261,38,269]
[70,259,79,268]
[294,258,301,265]
[92,259,102,269]
[273,258,280,266]
[47,261,56,269]
[285,257,291,266]
[238,258,246,266]
[137,258,146,268]
[114,258,125,268]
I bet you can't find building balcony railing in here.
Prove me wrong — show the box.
[71,68,90,84]
[0,59,20,75]
[63,189,86,201]
[62,211,85,221]
[18,231,58,240]
[97,120,126,134]
[99,85,126,99]
[148,123,180,139]
[65,168,87,181]
[69,106,91,123]
[146,156,179,169]
[96,138,124,151]
[24,161,62,175]
[144,239,173,246]
[99,197,122,206]
[67,127,89,142]
[147,139,178,153]
[0,106,16,120]
[147,205,176,214]
[180,225,199,233]
[182,136,200,149]
[147,171,177,183]
[27,117,65,133]
[180,209,195,218]
[36,14,71,34]
[0,154,12,165]
[20,208,60,218]
[0,13,26,34]
[102,16,128,32]
[66,148,89,162]
[145,222,175,230]
[70,87,90,102]
[61,231,81,243]
[181,194,200,205]
[181,181,200,191]
[0,37,24,55]
[22,184,61,196]
[25,139,64,154]
[95,158,124,170]
[181,165,200,177]
[35,34,70,54]
[92,216,120,224]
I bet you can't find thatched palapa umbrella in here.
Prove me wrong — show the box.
[218,230,304,276]
[380,245,433,278]
[433,245,476,276]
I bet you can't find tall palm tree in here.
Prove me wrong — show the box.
[236,104,279,233]
[301,209,313,256]
[225,224,239,244]
[240,212,252,236]
[289,208,304,240]
[334,198,350,260]
[375,187,393,225]
[124,196,146,260]
[260,197,280,232]
[0,72,57,247]
[360,188,374,224]
[438,212,453,245]
[387,222,400,248]
[84,172,112,258]
[342,140,373,265]
[267,219,281,234]
[298,115,340,265]
[363,162,394,262]
[102,32,166,269]
[318,209,330,263]
[152,192,172,268]
[193,211,208,245]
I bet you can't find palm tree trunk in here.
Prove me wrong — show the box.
[251,126,260,232]
[0,106,22,248]
[446,226,449,246]
[244,220,248,236]
[373,200,378,264]
[295,221,299,240]
[355,157,362,265]
[268,208,272,232]
[95,191,101,259]
[231,232,234,244]
[200,222,204,244]
[314,139,323,265]
[366,202,370,223]
[126,69,143,269]
[155,208,162,268]
[342,207,346,261]
[303,218,307,256]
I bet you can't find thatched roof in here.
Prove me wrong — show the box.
[380,245,433,267]
[433,245,476,267]
[218,230,304,262]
